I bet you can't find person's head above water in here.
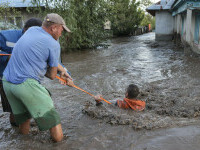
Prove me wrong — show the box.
[125,84,139,99]
[23,18,42,33]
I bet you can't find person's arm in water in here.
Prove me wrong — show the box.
[94,95,103,106]
[94,95,117,106]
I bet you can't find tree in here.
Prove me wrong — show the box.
[31,0,110,50]
[0,2,21,29]
[139,0,155,30]
[31,0,145,50]
[140,0,153,9]
[107,0,144,36]
[140,13,155,29]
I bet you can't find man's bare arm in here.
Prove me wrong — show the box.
[45,67,57,80]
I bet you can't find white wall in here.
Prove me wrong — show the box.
[185,9,192,43]
[174,9,200,54]
[155,11,174,35]
[179,10,196,45]
[176,14,181,34]
[190,10,200,54]
[174,15,177,33]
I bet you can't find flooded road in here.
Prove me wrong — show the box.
[1,32,200,149]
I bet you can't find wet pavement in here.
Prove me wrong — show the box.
[1,32,200,149]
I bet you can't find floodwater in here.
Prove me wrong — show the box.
[1,32,200,149]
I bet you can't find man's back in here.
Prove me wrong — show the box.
[3,27,60,84]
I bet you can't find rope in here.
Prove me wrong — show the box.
[0,54,11,56]
[56,76,112,105]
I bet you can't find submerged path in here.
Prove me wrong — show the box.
[1,32,200,150]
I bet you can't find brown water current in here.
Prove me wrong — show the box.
[1,32,200,149]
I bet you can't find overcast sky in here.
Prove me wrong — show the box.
[151,0,160,3]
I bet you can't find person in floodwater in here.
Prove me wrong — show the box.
[2,13,74,142]
[94,84,146,111]
[0,18,43,126]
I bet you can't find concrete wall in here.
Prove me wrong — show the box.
[155,7,200,54]
[174,9,200,54]
[188,10,200,54]
[185,9,192,43]
[176,14,181,34]
[174,15,177,33]
[181,14,187,41]
[155,11,174,41]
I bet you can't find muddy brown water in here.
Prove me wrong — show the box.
[1,32,200,149]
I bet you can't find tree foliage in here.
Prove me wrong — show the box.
[139,0,155,30]
[31,0,145,51]
[32,0,110,50]
[140,14,155,29]
[106,0,144,36]
[66,0,111,49]
[140,0,153,8]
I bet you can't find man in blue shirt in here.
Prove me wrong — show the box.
[0,18,71,127]
[0,18,42,126]
[3,13,73,142]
